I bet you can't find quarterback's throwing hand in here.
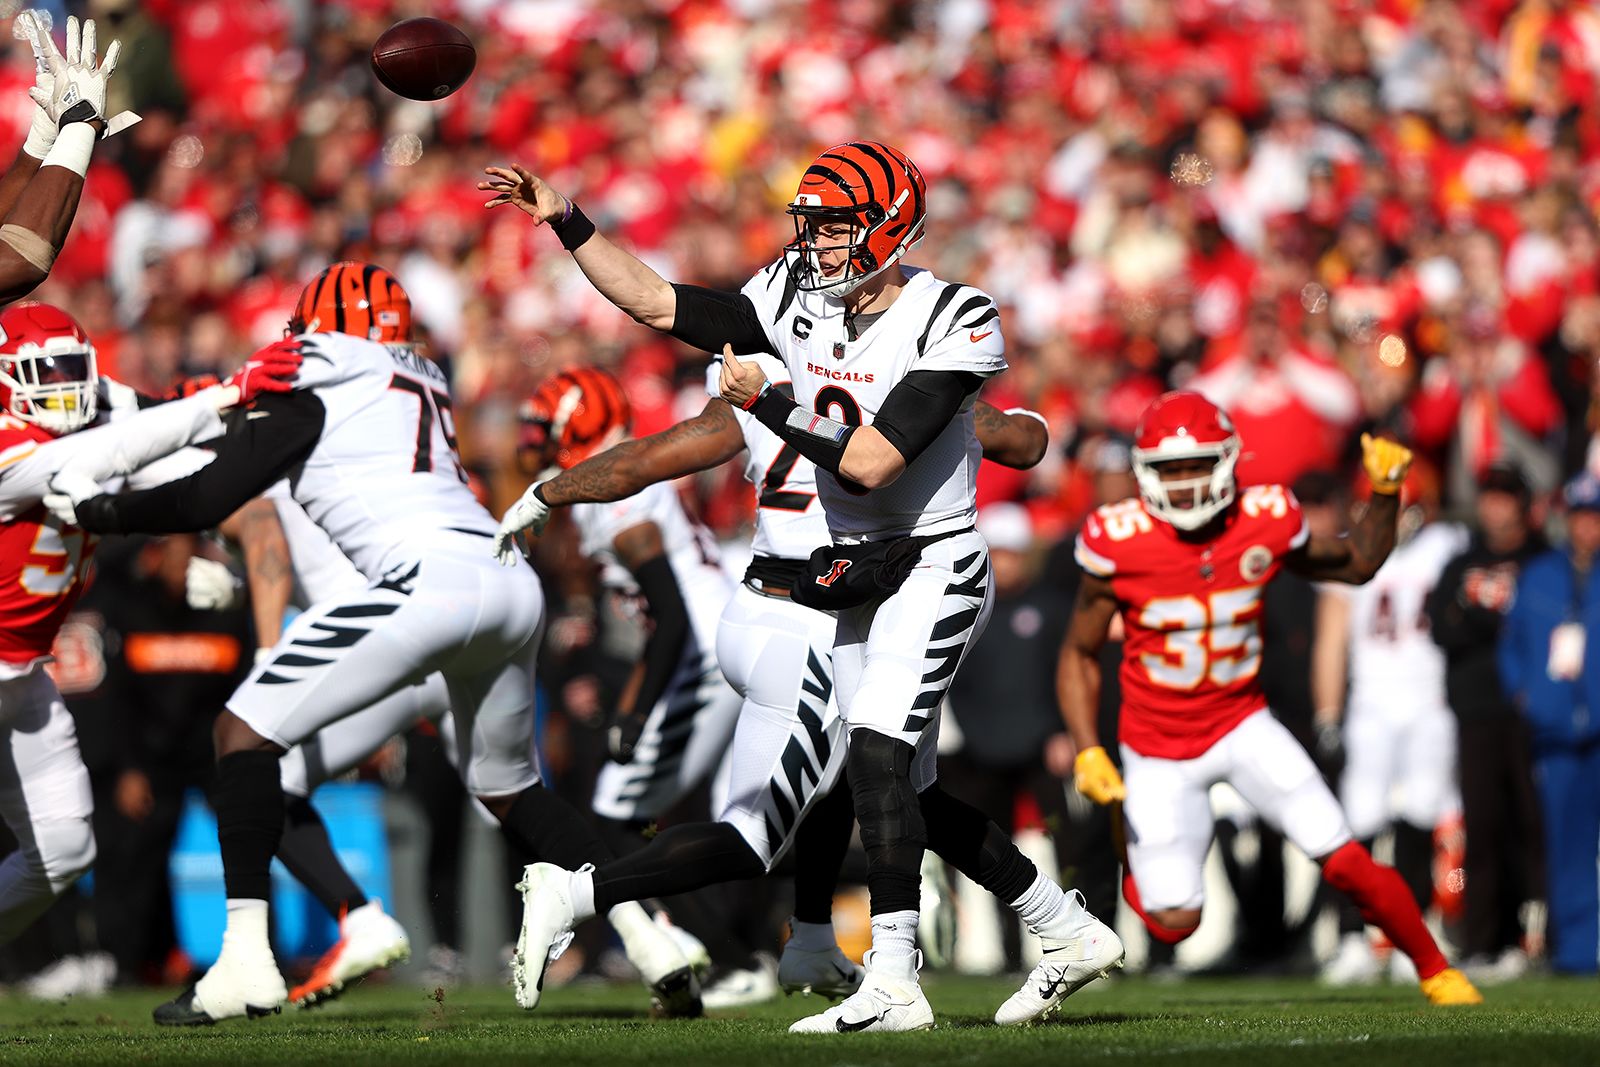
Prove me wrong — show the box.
[479,164,567,224]
[1073,745,1126,805]
[718,344,767,410]
[1360,433,1414,495]
[493,482,553,566]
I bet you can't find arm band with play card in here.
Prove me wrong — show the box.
[745,383,854,476]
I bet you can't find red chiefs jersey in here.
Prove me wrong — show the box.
[1075,485,1308,760]
[0,419,97,671]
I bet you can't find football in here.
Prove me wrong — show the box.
[370,17,476,101]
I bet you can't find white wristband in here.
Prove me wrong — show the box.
[40,122,95,178]
[22,122,55,161]
[1004,407,1049,430]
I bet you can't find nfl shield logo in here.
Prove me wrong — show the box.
[832,341,845,360]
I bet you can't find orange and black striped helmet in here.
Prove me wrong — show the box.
[518,367,632,469]
[784,141,926,298]
[289,261,413,343]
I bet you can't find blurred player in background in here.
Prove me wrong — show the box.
[52,264,696,1024]
[0,301,297,947]
[1061,391,1481,1006]
[487,141,1121,1034]
[1313,464,1467,985]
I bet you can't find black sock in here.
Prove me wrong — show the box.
[591,822,764,914]
[215,750,286,901]
[1393,823,1435,912]
[792,782,855,924]
[847,731,925,915]
[1338,837,1377,935]
[277,794,368,918]
[920,782,1037,903]
[497,785,613,870]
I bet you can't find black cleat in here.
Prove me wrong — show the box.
[649,965,703,1019]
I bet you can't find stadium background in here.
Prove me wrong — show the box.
[2,0,1599,996]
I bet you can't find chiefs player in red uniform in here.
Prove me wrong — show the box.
[1060,391,1481,1005]
[0,302,296,944]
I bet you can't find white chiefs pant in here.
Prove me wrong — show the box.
[831,530,992,790]
[1121,708,1352,912]
[715,583,846,869]
[1339,701,1459,840]
[230,534,543,798]
[590,624,743,823]
[0,667,96,944]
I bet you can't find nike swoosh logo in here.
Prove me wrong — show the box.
[836,1011,886,1032]
[1037,973,1069,999]
[969,330,993,343]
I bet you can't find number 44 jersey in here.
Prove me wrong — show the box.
[1075,485,1309,760]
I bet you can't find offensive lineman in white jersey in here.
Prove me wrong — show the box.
[48,263,695,1024]
[485,140,1121,1031]
[1313,469,1468,984]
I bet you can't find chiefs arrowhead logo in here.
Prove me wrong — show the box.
[816,559,852,587]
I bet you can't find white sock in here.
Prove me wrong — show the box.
[868,910,920,982]
[1010,875,1085,938]
[569,868,597,922]
[786,918,836,952]
[221,898,272,959]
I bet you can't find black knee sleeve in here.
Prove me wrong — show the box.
[847,731,926,915]
[921,783,1037,903]
[1393,823,1435,911]
[215,751,286,901]
[499,784,613,870]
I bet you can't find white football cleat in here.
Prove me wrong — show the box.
[607,902,702,1017]
[1321,932,1381,987]
[788,951,933,1033]
[290,900,411,1007]
[25,953,114,1002]
[512,862,580,1010]
[154,950,287,1026]
[778,942,865,1000]
[654,911,711,975]
[994,911,1124,1025]
[702,952,780,1010]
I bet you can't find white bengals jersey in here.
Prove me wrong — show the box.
[572,480,735,647]
[1330,521,1469,720]
[705,356,827,562]
[261,479,365,608]
[288,331,494,579]
[739,260,1006,543]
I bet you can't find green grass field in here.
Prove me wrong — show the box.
[2,975,1596,1067]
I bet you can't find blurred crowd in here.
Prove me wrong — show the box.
[3,0,1600,994]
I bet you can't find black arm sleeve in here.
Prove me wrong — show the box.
[873,369,985,465]
[668,284,773,355]
[629,553,691,719]
[73,391,326,536]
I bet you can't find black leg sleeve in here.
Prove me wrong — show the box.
[791,781,855,925]
[214,751,285,901]
[847,732,927,915]
[591,822,764,914]
[277,794,368,918]
[497,784,614,870]
[919,782,1037,905]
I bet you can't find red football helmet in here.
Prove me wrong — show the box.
[0,302,98,435]
[1131,391,1240,531]
[784,141,926,298]
[518,367,632,470]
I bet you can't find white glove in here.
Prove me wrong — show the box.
[27,16,139,139]
[17,11,58,158]
[493,482,553,566]
[41,469,101,526]
[186,556,242,611]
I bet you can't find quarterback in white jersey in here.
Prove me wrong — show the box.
[487,141,1119,1030]
[1313,478,1467,984]
[56,263,696,1024]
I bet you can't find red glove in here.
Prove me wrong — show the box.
[225,340,302,405]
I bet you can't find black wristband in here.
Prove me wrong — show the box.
[748,386,854,477]
[552,203,597,252]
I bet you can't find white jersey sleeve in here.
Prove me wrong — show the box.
[0,391,228,520]
[912,284,1007,378]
